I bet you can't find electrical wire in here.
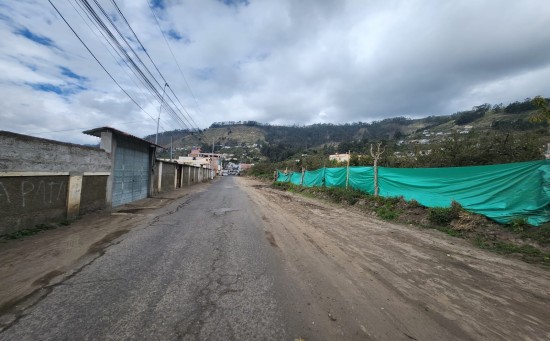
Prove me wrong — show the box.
[111,0,205,136]
[146,0,205,130]
[69,0,168,130]
[95,0,194,132]
[51,0,204,140]
[48,0,160,126]
[83,0,165,104]
[76,0,189,131]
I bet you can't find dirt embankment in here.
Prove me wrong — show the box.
[239,177,550,340]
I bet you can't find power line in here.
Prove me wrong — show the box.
[146,0,205,129]
[110,0,205,136]
[72,0,171,133]
[52,0,204,141]
[84,0,165,104]
[76,0,190,132]
[103,0,198,132]
[69,0,166,130]
[110,0,167,86]
[48,0,159,125]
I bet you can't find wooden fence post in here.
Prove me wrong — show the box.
[345,150,350,189]
[370,142,385,196]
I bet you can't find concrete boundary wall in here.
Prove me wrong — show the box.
[0,131,112,235]
[0,131,216,234]
[0,131,111,173]
[153,160,213,195]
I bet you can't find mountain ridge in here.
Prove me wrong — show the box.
[145,97,549,164]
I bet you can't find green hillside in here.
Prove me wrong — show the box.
[146,97,550,166]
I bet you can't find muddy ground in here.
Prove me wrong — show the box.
[239,177,550,340]
[1,176,549,340]
[0,183,209,326]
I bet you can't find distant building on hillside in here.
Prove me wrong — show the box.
[329,153,350,163]
[189,147,201,157]
[177,147,223,176]
[239,163,254,171]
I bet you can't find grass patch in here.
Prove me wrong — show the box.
[1,220,72,241]
[434,225,464,238]
[509,217,529,232]
[322,187,364,205]
[428,207,456,225]
[272,181,292,190]
[427,201,462,225]
[475,237,550,266]
[268,181,550,267]
[503,220,550,247]
[253,173,275,181]
[375,204,400,221]
[2,224,56,240]
[407,199,422,208]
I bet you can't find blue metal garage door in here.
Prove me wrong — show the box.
[112,140,150,207]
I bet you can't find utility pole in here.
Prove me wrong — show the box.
[211,137,216,176]
[170,135,173,160]
[155,83,168,145]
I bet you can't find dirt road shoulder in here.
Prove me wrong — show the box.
[239,177,550,340]
[0,182,211,329]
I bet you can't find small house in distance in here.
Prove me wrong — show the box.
[177,147,222,176]
[329,153,350,163]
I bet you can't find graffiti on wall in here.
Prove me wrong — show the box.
[0,179,66,208]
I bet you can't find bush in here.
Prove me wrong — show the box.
[509,217,529,232]
[407,199,423,208]
[319,187,364,205]
[428,207,454,225]
[376,204,399,220]
[455,110,484,125]
[428,202,462,225]
[272,181,290,189]
[248,163,276,178]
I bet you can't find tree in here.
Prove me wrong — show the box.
[370,142,385,197]
[529,96,550,123]
[349,153,360,166]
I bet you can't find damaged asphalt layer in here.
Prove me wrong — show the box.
[0,177,289,340]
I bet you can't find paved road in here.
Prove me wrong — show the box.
[1,177,297,340]
[3,176,550,340]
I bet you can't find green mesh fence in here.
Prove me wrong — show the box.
[349,166,375,193]
[290,172,303,185]
[276,160,550,226]
[324,167,347,188]
[303,168,325,187]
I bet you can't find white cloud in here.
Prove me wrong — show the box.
[1,0,550,144]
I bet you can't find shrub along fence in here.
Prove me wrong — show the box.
[276,160,550,226]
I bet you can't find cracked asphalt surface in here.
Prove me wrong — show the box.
[1,177,290,340]
[3,176,550,340]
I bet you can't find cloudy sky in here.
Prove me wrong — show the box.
[1,0,550,144]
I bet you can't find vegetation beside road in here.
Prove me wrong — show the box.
[0,221,71,241]
[270,181,550,267]
[149,97,549,167]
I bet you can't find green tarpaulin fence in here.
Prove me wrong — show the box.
[324,167,347,188]
[276,160,550,226]
[303,168,325,187]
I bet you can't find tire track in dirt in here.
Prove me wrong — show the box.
[239,177,550,340]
